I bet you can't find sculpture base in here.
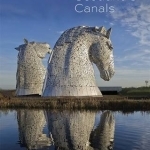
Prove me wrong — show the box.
[16,88,42,96]
[42,86,102,97]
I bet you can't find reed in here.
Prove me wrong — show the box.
[0,90,150,110]
[0,97,150,111]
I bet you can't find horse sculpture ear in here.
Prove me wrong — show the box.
[106,28,112,39]
[15,47,20,51]
[99,26,107,34]
[24,38,28,44]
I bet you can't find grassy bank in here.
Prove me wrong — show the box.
[0,90,150,110]
[120,87,150,96]
[0,97,150,111]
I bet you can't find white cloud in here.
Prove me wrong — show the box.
[94,66,150,87]
[109,2,150,87]
[0,55,17,89]
[111,3,150,46]
[115,48,150,70]
[0,71,16,89]
[117,49,150,60]
[0,4,26,15]
[0,56,17,66]
[109,22,115,26]
[57,31,64,34]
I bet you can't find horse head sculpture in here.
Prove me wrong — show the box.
[42,26,115,97]
[15,39,51,96]
[89,27,114,81]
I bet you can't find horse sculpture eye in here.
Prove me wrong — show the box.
[106,42,113,50]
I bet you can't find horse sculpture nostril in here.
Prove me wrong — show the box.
[101,70,111,81]
[48,49,52,54]
[109,71,115,78]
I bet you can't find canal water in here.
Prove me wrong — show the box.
[0,109,150,150]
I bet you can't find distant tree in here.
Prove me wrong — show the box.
[145,80,148,87]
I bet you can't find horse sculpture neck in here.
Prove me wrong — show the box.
[43,26,114,97]
[51,27,95,75]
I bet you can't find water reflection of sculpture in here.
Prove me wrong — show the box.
[90,111,115,150]
[43,26,115,97]
[45,110,115,150]
[15,39,51,96]
[17,110,51,150]
[46,111,95,150]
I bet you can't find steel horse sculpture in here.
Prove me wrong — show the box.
[15,39,51,96]
[43,26,114,97]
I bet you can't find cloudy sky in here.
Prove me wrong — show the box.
[0,0,150,89]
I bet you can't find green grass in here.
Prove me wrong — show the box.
[120,87,150,96]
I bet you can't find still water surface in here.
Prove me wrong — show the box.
[0,109,150,150]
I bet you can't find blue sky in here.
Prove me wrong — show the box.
[0,0,150,89]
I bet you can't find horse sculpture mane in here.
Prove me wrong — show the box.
[42,26,114,97]
[15,39,51,96]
